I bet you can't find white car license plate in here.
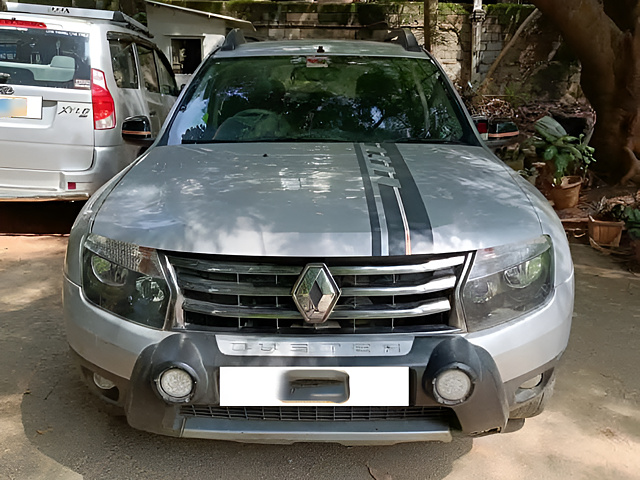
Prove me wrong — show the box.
[220,366,409,407]
[0,96,42,119]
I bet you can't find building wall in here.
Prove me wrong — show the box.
[146,5,226,62]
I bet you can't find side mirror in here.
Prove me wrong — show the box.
[122,116,154,146]
[486,120,519,150]
[489,120,519,142]
[473,116,520,150]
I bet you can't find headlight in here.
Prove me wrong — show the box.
[462,236,553,331]
[82,233,170,328]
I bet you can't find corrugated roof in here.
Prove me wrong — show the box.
[145,0,255,31]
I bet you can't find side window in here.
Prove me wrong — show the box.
[137,44,159,94]
[109,39,138,89]
[154,50,179,97]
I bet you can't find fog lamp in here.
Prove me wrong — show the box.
[519,374,542,389]
[93,373,116,390]
[158,368,194,402]
[434,368,472,403]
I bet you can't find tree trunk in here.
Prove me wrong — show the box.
[424,0,431,51]
[530,0,640,179]
[582,26,640,179]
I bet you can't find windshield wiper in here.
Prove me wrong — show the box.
[393,138,466,145]
[181,139,226,144]
[181,138,352,145]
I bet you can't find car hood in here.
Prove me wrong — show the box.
[91,143,543,257]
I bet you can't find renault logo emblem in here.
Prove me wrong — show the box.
[0,86,14,95]
[292,264,341,324]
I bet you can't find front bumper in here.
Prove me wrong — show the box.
[71,334,510,444]
[64,275,572,445]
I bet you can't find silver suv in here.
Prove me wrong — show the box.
[0,3,177,200]
[63,30,574,445]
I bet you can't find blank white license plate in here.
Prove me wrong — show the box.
[220,366,409,407]
[0,96,42,119]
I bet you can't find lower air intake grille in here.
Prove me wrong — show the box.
[179,405,451,422]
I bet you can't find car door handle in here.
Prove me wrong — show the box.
[149,110,157,116]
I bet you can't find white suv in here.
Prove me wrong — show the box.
[0,3,178,200]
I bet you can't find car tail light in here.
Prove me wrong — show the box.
[0,19,47,29]
[91,68,115,130]
[473,117,489,140]
[475,120,488,134]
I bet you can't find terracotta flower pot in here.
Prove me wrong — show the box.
[550,175,582,210]
[588,215,624,247]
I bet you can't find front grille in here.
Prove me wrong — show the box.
[180,405,451,422]
[167,253,467,333]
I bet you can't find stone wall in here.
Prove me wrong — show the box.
[149,1,576,99]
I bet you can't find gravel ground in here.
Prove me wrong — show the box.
[0,234,638,480]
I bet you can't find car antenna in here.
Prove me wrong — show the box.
[222,29,247,51]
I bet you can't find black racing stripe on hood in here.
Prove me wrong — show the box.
[379,184,407,256]
[354,143,382,256]
[383,143,434,248]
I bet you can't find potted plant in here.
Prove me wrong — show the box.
[588,197,625,247]
[622,207,640,260]
[528,116,596,209]
[518,166,539,186]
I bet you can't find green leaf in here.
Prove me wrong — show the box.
[534,116,567,141]
[543,145,557,161]
[566,145,583,160]
[554,152,572,179]
[625,207,640,224]
[629,228,640,240]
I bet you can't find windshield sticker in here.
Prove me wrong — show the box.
[45,30,89,38]
[306,56,329,68]
[0,48,16,60]
[74,79,91,89]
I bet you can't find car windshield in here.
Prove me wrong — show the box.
[164,55,475,145]
[0,26,90,89]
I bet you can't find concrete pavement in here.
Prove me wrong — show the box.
[0,236,638,480]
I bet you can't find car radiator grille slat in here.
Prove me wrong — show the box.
[180,405,452,422]
[166,254,467,333]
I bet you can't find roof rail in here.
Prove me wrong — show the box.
[4,2,151,37]
[385,28,422,53]
[221,28,246,51]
